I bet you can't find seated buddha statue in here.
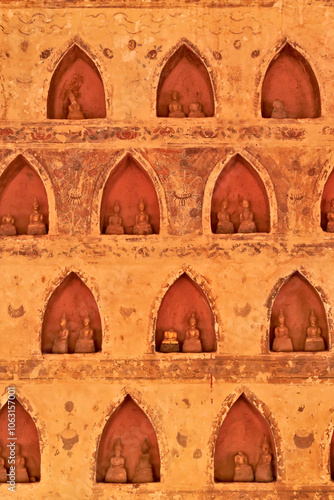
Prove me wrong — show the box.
[133,198,153,235]
[27,196,46,235]
[168,91,185,118]
[305,309,325,352]
[255,438,274,482]
[0,214,16,236]
[182,313,203,353]
[216,199,234,234]
[105,200,124,235]
[14,444,30,483]
[326,199,334,232]
[52,313,69,354]
[233,452,254,482]
[105,439,127,483]
[74,315,95,353]
[271,99,287,119]
[188,100,205,118]
[0,446,7,483]
[160,329,180,353]
[238,199,257,233]
[272,309,293,352]
[132,438,154,483]
[67,90,85,120]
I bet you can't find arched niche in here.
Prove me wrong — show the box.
[47,44,106,120]
[321,168,334,231]
[261,43,321,119]
[0,155,49,235]
[214,394,277,483]
[269,272,328,352]
[100,154,160,235]
[96,395,161,483]
[41,272,102,353]
[211,154,270,234]
[0,397,41,481]
[155,272,216,352]
[156,43,214,118]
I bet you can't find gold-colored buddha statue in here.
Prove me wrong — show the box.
[188,100,205,118]
[272,309,293,352]
[304,309,325,351]
[238,199,257,233]
[133,198,153,235]
[132,438,154,483]
[168,90,185,118]
[216,199,234,234]
[67,90,85,120]
[105,200,124,235]
[0,214,16,236]
[271,99,287,119]
[233,452,254,482]
[27,196,46,235]
[160,329,180,353]
[52,313,69,354]
[255,437,274,482]
[182,313,203,353]
[74,315,95,353]
[105,438,127,483]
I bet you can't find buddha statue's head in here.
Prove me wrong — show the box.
[273,99,284,110]
[189,312,196,327]
[33,196,40,212]
[138,198,145,212]
[242,199,250,209]
[310,309,317,326]
[60,313,67,328]
[113,438,123,457]
[221,199,228,210]
[278,309,285,325]
[83,314,90,326]
[171,90,179,101]
[113,200,120,215]
[142,438,150,455]
[68,90,77,104]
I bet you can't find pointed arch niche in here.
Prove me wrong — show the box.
[47,44,106,119]
[155,273,216,352]
[269,272,328,352]
[261,42,321,119]
[156,43,214,117]
[320,168,334,231]
[0,155,49,235]
[211,154,270,234]
[96,395,160,483]
[0,397,41,481]
[214,394,277,483]
[41,272,102,353]
[100,154,160,235]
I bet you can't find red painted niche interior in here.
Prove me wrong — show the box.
[270,272,328,351]
[47,44,106,119]
[0,398,41,481]
[261,43,321,119]
[155,273,216,352]
[214,394,276,482]
[157,43,214,117]
[0,155,49,235]
[321,168,334,231]
[42,272,102,353]
[211,154,270,233]
[96,395,160,483]
[100,154,160,235]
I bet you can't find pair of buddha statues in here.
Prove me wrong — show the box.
[0,444,35,483]
[233,438,273,483]
[168,91,206,118]
[0,196,46,236]
[105,198,153,235]
[272,309,325,352]
[216,199,257,234]
[160,312,203,353]
[51,314,95,354]
[105,438,154,484]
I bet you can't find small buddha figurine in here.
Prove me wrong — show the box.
[326,199,334,232]
[14,444,30,483]
[255,437,274,482]
[304,309,325,352]
[271,99,287,119]
[182,313,203,353]
[0,446,7,483]
[216,199,234,234]
[27,196,46,235]
[238,199,257,233]
[67,90,85,120]
[0,214,16,236]
[233,452,254,482]
[74,315,95,353]
[272,309,293,352]
[132,438,154,483]
[160,329,180,353]
[133,198,153,235]
[105,438,127,483]
[52,313,69,354]
[188,100,205,118]
[168,90,185,118]
[105,200,124,235]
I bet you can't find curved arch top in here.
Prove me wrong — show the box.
[47,43,106,120]
[156,42,214,118]
[261,42,321,119]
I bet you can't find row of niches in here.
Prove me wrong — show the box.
[2,153,334,236]
[3,393,334,485]
[39,271,328,354]
[41,42,321,120]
